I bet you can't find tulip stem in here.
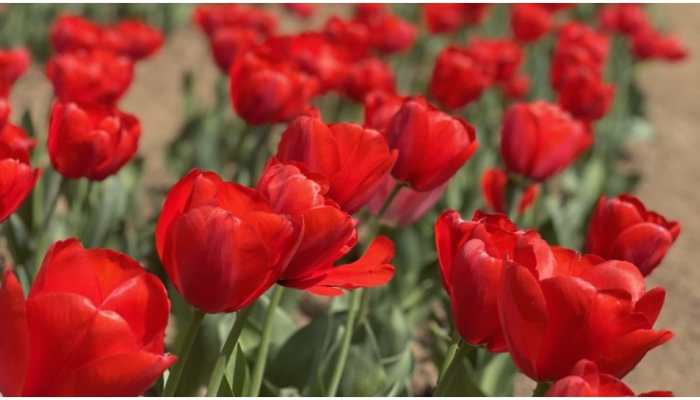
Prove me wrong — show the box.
[163,309,206,397]
[206,306,253,396]
[377,183,406,220]
[533,381,551,397]
[248,285,285,396]
[438,338,462,381]
[40,173,64,232]
[327,287,363,396]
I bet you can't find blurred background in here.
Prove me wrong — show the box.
[2,3,697,395]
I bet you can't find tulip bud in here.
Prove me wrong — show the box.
[208,27,261,73]
[101,20,164,61]
[500,101,591,181]
[50,15,102,53]
[0,239,175,395]
[342,57,395,102]
[0,48,30,97]
[385,97,478,191]
[430,46,491,110]
[510,4,552,43]
[585,194,680,276]
[48,101,140,181]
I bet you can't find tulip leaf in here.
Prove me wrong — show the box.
[479,353,517,396]
[434,345,485,397]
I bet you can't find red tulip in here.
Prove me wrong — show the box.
[466,38,524,84]
[0,48,30,97]
[598,5,652,36]
[385,97,478,191]
[284,3,316,19]
[48,101,140,181]
[229,52,319,125]
[632,30,688,61]
[557,68,614,122]
[363,90,404,131]
[585,194,680,276]
[323,16,370,59]
[367,174,446,226]
[510,4,552,43]
[155,169,300,313]
[276,113,397,214]
[500,101,591,181]
[354,7,416,54]
[0,122,36,164]
[208,27,261,73]
[423,4,491,34]
[436,210,554,351]
[0,239,174,395]
[501,74,530,100]
[102,20,164,61]
[546,359,670,396]
[342,57,395,102]
[499,246,672,381]
[430,46,491,110]
[0,159,39,223]
[193,4,277,38]
[46,49,134,106]
[551,22,609,91]
[50,15,102,53]
[0,97,8,129]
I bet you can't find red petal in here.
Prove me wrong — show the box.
[0,159,39,223]
[634,287,665,325]
[0,269,28,396]
[611,222,674,276]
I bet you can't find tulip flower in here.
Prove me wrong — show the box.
[430,46,491,110]
[556,68,614,122]
[276,113,397,214]
[385,97,478,191]
[367,174,447,226]
[363,89,404,131]
[284,3,316,19]
[466,38,524,84]
[599,4,651,36]
[510,4,552,43]
[1,122,36,164]
[632,30,688,61]
[341,57,395,102]
[0,48,30,97]
[256,159,395,293]
[481,168,540,216]
[585,194,680,276]
[208,27,261,73]
[229,52,319,125]
[50,15,103,53]
[423,4,490,34]
[0,159,39,223]
[500,101,591,181]
[546,359,672,397]
[101,20,164,61]
[435,210,554,351]
[499,246,672,381]
[46,49,134,106]
[47,101,140,181]
[323,16,370,59]
[0,239,174,395]
[501,74,530,100]
[354,6,416,54]
[193,4,277,38]
[155,169,300,313]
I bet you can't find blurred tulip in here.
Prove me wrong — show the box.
[557,68,614,122]
[551,22,609,91]
[430,46,491,110]
[0,97,8,129]
[436,210,553,351]
[510,4,552,43]
[46,49,134,106]
[284,3,316,19]
[342,57,395,102]
[323,16,370,59]
[501,101,591,181]
[0,159,39,222]
[155,169,300,313]
[367,174,446,226]
[501,74,530,99]
[385,97,478,191]
[0,239,174,395]
[586,194,680,276]
[102,20,164,61]
[499,246,672,381]
[193,4,276,37]
[0,122,36,164]
[209,27,261,73]
[229,52,319,125]
[547,359,661,396]
[354,6,416,54]
[481,168,540,215]
[363,89,404,131]
[0,48,30,97]
[49,15,102,53]
[48,101,140,180]
[276,112,397,214]
[598,4,652,36]
[423,4,490,33]
[632,30,688,61]
[466,38,523,83]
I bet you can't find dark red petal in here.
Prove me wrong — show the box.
[0,269,28,396]
[610,222,674,276]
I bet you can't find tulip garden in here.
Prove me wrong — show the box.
[0,3,689,397]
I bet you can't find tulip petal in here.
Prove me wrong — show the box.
[0,269,28,396]
[634,287,666,325]
[0,159,39,223]
[597,328,673,378]
[435,210,476,294]
[610,222,674,276]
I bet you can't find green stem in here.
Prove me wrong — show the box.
[326,288,363,396]
[206,306,253,396]
[533,381,551,397]
[40,174,64,232]
[434,341,475,394]
[163,309,206,397]
[248,285,285,396]
[438,338,461,381]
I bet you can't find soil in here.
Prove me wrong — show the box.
[8,4,699,395]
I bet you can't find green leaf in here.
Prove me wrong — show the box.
[434,351,485,397]
[479,353,517,396]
